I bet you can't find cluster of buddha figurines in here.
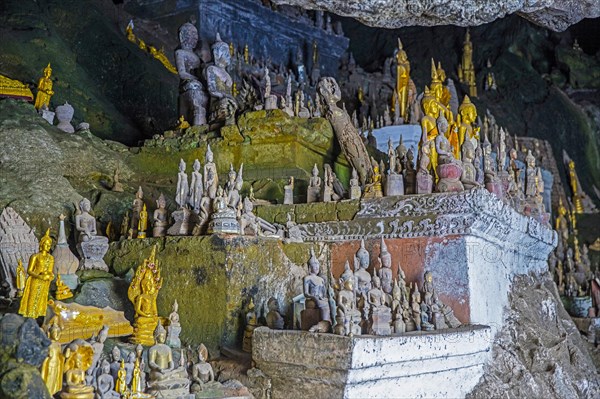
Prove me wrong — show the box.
[38,305,219,398]
[299,239,461,336]
[551,198,595,305]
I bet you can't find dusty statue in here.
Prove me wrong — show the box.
[317,77,373,185]
[75,198,109,271]
[205,33,238,125]
[147,323,191,397]
[303,248,331,327]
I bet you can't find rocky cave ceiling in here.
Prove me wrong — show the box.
[272,0,600,31]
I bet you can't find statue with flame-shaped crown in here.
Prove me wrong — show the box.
[129,245,163,345]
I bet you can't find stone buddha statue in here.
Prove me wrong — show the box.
[147,323,190,396]
[175,159,189,209]
[203,145,219,200]
[205,33,238,125]
[461,139,479,189]
[175,22,208,126]
[75,198,110,271]
[378,238,393,295]
[349,168,362,200]
[95,360,119,399]
[367,276,392,335]
[354,240,372,297]
[166,300,182,348]
[525,150,537,198]
[303,249,331,323]
[153,193,169,237]
[189,159,203,213]
[191,344,217,393]
[336,278,361,336]
[307,163,322,203]
[18,229,54,318]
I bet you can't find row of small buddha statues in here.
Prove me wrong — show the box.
[298,239,461,336]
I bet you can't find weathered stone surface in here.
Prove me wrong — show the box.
[105,236,313,354]
[254,325,492,399]
[0,314,52,399]
[468,275,600,398]
[74,277,135,321]
[272,0,600,31]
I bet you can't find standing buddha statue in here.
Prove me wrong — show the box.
[420,87,440,180]
[34,64,54,110]
[429,59,453,126]
[40,319,65,396]
[128,246,163,346]
[393,38,411,122]
[457,95,480,150]
[18,229,54,318]
[568,160,584,214]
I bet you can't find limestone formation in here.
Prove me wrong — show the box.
[0,207,39,296]
[271,0,599,31]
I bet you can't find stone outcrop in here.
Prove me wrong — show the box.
[272,0,600,31]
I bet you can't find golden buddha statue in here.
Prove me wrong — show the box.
[555,198,569,242]
[568,160,583,213]
[126,20,136,43]
[137,204,148,239]
[244,44,249,64]
[34,64,54,110]
[232,82,239,97]
[420,88,440,180]
[458,95,480,150]
[15,259,26,298]
[19,229,54,318]
[55,274,73,300]
[391,38,411,122]
[363,157,383,199]
[243,298,257,353]
[458,29,477,97]
[357,86,364,104]
[61,345,94,399]
[176,115,190,130]
[429,59,453,126]
[436,62,451,107]
[40,319,64,396]
[115,359,127,394]
[0,74,33,101]
[229,42,235,57]
[129,246,163,346]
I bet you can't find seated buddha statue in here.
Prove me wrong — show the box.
[61,346,94,399]
[147,323,190,396]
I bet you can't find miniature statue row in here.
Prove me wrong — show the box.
[299,238,461,336]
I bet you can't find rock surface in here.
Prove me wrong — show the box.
[468,274,600,398]
[273,0,600,31]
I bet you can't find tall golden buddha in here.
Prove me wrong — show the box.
[19,229,54,318]
[436,61,451,108]
[568,160,584,213]
[420,87,440,180]
[16,259,26,297]
[458,29,477,97]
[555,198,569,242]
[392,38,411,122]
[129,245,163,346]
[34,64,54,110]
[137,204,148,239]
[429,59,453,126]
[40,319,64,395]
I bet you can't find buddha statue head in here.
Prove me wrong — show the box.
[48,318,61,341]
[43,63,52,78]
[356,240,369,270]
[206,144,214,163]
[459,95,477,124]
[421,87,439,118]
[344,278,354,292]
[154,322,167,344]
[395,38,408,63]
[78,202,95,223]
[312,163,319,178]
[40,228,52,253]
[178,22,198,51]
[430,59,443,101]
[462,139,475,161]
[424,271,433,284]
[308,248,320,274]
[136,186,144,200]
[228,164,236,183]
[112,346,121,362]
[141,271,156,296]
[156,193,166,209]
[243,197,253,214]
[372,275,381,289]
[193,159,201,172]
[379,238,391,268]
[178,158,186,173]
[212,33,231,68]
[436,62,446,82]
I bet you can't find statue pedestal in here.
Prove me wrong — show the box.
[384,173,404,196]
[208,208,240,234]
[416,171,433,194]
[77,237,109,272]
[435,163,464,193]
[306,187,320,203]
[264,95,278,110]
[253,325,492,398]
